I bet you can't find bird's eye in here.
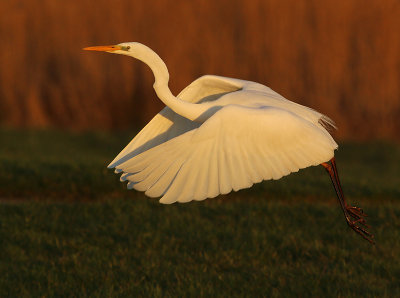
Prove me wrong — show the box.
[126,46,130,50]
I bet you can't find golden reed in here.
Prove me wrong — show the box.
[0,0,399,139]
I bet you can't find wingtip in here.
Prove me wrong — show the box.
[108,159,123,170]
[107,160,116,168]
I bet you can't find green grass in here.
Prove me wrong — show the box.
[1,129,400,297]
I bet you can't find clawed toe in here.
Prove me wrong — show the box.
[350,217,370,228]
[347,206,367,219]
[346,206,370,228]
[347,218,375,244]
[347,206,367,217]
[346,206,374,243]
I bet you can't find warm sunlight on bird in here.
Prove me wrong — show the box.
[83,42,374,243]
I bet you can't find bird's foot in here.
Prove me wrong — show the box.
[346,206,374,244]
[347,206,369,226]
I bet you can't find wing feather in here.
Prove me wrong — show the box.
[218,135,232,195]
[189,142,210,201]
[144,159,183,198]
[207,141,220,198]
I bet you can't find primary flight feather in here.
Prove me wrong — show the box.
[84,42,373,243]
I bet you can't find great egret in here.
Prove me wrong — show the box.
[84,42,373,243]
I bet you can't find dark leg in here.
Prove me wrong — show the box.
[330,159,368,222]
[321,157,374,244]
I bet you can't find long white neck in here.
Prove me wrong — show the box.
[127,44,208,121]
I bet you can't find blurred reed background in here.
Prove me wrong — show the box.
[0,0,399,139]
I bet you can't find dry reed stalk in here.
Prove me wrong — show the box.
[0,0,399,139]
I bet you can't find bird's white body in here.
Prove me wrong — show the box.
[86,42,338,204]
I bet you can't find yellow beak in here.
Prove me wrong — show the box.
[83,45,121,52]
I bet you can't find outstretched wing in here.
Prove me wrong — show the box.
[108,75,243,169]
[115,105,338,204]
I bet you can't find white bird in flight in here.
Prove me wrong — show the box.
[84,42,373,243]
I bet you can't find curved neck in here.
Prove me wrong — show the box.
[132,45,170,86]
[130,44,208,121]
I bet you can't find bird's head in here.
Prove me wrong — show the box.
[83,42,145,57]
[83,41,170,83]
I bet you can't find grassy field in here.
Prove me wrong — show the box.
[1,130,399,296]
